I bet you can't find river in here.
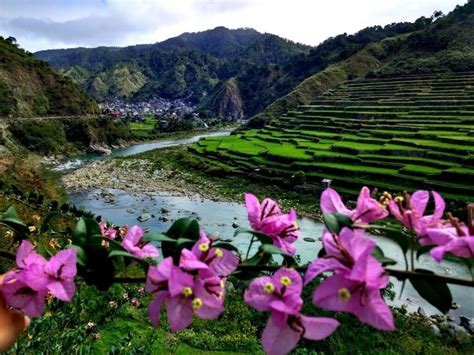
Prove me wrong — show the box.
[62,131,473,318]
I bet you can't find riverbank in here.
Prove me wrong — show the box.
[61,146,323,220]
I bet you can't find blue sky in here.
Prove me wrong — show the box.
[0,0,466,52]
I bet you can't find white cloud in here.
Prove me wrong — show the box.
[0,0,466,52]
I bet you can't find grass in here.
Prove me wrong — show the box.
[129,115,157,137]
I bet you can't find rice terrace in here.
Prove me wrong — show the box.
[193,72,474,202]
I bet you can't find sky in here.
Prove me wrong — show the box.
[0,0,467,52]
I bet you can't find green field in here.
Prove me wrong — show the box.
[191,72,474,202]
[129,115,157,137]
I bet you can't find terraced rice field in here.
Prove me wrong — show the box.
[191,72,474,201]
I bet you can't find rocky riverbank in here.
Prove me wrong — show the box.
[61,159,232,202]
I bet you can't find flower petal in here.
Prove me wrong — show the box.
[300,316,339,340]
[166,296,193,332]
[262,315,301,355]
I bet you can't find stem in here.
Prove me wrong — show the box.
[113,265,474,287]
[410,248,415,271]
[245,235,255,260]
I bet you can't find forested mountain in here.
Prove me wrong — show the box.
[0,36,98,117]
[34,2,473,120]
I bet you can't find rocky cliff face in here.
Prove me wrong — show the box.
[204,78,244,120]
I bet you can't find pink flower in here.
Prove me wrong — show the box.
[245,268,339,355]
[99,221,117,239]
[146,256,226,332]
[244,193,300,255]
[388,190,445,243]
[2,241,77,317]
[179,231,239,277]
[305,228,394,331]
[321,187,388,224]
[426,216,474,262]
[121,225,160,259]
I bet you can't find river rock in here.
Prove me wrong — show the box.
[451,302,461,310]
[161,207,170,214]
[89,144,112,156]
[448,323,469,336]
[460,316,474,333]
[431,324,441,336]
[417,307,426,317]
[303,237,316,242]
[232,222,240,228]
[127,209,135,213]
[137,213,151,222]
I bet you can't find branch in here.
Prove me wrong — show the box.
[113,265,474,287]
[0,249,16,261]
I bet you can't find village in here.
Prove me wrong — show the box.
[98,96,197,122]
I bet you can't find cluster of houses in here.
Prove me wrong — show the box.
[99,97,196,122]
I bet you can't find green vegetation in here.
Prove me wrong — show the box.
[129,115,157,138]
[0,37,98,117]
[192,72,474,204]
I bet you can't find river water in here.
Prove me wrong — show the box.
[62,131,473,318]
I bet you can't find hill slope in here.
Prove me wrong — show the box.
[0,37,98,117]
[192,72,474,203]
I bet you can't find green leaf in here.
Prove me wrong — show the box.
[73,218,87,247]
[416,245,437,260]
[166,218,193,239]
[334,213,353,229]
[143,232,176,243]
[212,242,240,254]
[3,206,19,220]
[186,220,200,240]
[371,246,397,266]
[234,227,253,237]
[234,227,273,244]
[66,245,87,266]
[40,212,62,233]
[260,244,292,257]
[108,250,142,261]
[323,213,341,234]
[409,268,452,314]
[36,238,54,258]
[176,238,195,246]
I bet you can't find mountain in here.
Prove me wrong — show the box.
[0,36,98,117]
[35,27,311,116]
[249,1,474,127]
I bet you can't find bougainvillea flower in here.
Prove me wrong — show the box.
[99,221,117,239]
[245,193,282,230]
[244,193,300,255]
[146,256,226,332]
[180,231,239,277]
[121,225,159,259]
[426,216,474,261]
[321,187,388,224]
[43,249,77,301]
[388,190,445,243]
[1,273,47,318]
[245,268,339,355]
[305,228,394,331]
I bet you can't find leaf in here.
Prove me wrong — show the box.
[416,244,437,260]
[212,242,240,254]
[3,206,19,220]
[233,227,273,244]
[73,218,87,247]
[40,212,62,233]
[409,268,452,314]
[108,250,143,261]
[90,236,125,251]
[143,232,176,243]
[317,247,327,258]
[333,213,353,229]
[66,245,87,267]
[176,238,195,246]
[166,218,193,239]
[323,213,341,234]
[260,244,292,257]
[36,237,54,258]
[371,246,397,266]
[186,220,200,240]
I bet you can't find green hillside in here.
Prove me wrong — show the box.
[0,37,98,117]
[191,72,474,202]
[252,1,474,126]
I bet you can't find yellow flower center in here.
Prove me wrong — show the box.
[218,292,223,299]
[28,226,37,233]
[394,196,404,203]
[220,280,225,289]
[192,298,203,310]
[182,287,193,297]
[214,248,223,257]
[293,222,299,229]
[338,288,351,302]
[263,282,275,294]
[280,276,292,286]
[198,243,210,252]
